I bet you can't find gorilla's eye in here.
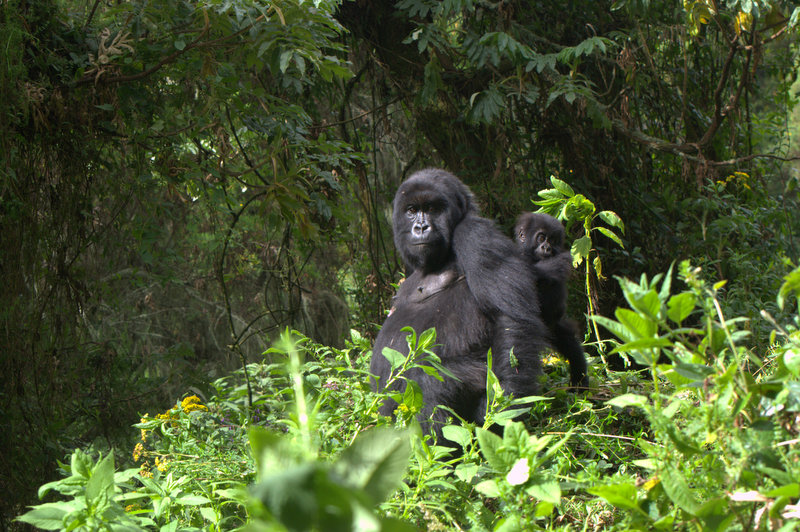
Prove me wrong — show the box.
[406,205,418,216]
[535,232,547,244]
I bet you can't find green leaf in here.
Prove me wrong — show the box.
[85,452,115,503]
[381,347,407,371]
[495,514,522,532]
[15,503,69,530]
[595,226,624,248]
[607,393,648,409]
[537,188,566,201]
[550,177,575,197]
[335,428,411,505]
[525,480,561,504]
[588,483,647,514]
[598,210,625,231]
[661,466,701,515]
[784,349,800,377]
[571,236,592,263]
[673,362,713,381]
[591,315,636,343]
[476,427,506,471]
[667,293,696,324]
[441,425,472,449]
[454,463,479,483]
[402,380,424,412]
[610,336,672,355]
[778,267,800,309]
[474,479,501,498]
[615,308,657,338]
[174,494,211,505]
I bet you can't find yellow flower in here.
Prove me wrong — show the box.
[132,443,145,462]
[154,456,169,472]
[181,395,208,413]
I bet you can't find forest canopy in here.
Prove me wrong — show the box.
[3,0,800,529]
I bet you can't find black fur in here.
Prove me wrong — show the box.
[371,169,547,440]
[514,212,588,387]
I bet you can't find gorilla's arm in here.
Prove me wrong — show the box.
[452,216,546,398]
[452,216,542,323]
[532,250,573,284]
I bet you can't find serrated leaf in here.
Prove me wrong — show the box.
[571,236,592,262]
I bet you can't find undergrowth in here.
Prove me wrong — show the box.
[17,262,800,531]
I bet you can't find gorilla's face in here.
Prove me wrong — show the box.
[515,213,566,262]
[392,169,475,273]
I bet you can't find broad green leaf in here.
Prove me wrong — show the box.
[673,362,713,382]
[571,236,592,263]
[537,188,565,200]
[418,327,437,349]
[336,429,411,505]
[495,514,522,532]
[591,314,636,343]
[476,427,506,471]
[402,380,424,412]
[15,503,69,530]
[615,308,657,338]
[525,480,561,504]
[588,483,646,513]
[598,210,624,231]
[454,463,478,483]
[607,393,648,409]
[628,290,661,320]
[667,293,696,324]
[778,267,800,309]
[85,452,115,503]
[442,425,472,449]
[475,479,501,498]
[763,483,800,498]
[175,494,211,505]
[381,347,407,370]
[784,349,800,377]
[550,177,575,197]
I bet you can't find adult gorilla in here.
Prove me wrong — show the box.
[371,168,547,439]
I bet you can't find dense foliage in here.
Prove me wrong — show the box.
[3,0,800,529]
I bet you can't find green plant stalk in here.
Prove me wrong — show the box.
[283,332,312,452]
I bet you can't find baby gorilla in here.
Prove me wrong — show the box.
[515,212,589,387]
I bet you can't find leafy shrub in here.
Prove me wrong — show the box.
[18,266,800,530]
